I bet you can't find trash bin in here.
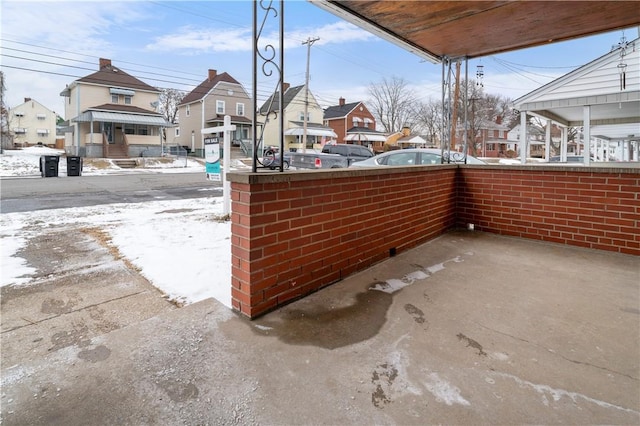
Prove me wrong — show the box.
[66,156,83,177]
[40,155,60,177]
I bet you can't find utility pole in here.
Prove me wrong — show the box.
[302,36,319,153]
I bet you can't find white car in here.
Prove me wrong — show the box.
[349,148,486,168]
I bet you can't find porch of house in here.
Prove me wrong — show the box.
[228,164,639,319]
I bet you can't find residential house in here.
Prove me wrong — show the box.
[260,83,336,152]
[387,127,428,149]
[323,97,386,153]
[507,124,563,158]
[175,69,252,157]
[9,98,58,148]
[467,118,512,158]
[60,58,168,158]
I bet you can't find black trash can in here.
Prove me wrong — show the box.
[40,155,60,177]
[66,156,83,176]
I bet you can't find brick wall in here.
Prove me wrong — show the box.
[230,166,458,318]
[457,166,640,255]
[230,165,639,318]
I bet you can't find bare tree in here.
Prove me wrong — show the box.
[367,76,417,133]
[158,88,185,142]
[413,98,442,146]
[0,71,13,152]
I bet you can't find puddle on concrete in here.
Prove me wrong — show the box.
[252,290,392,349]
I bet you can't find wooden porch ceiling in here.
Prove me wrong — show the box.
[310,1,640,62]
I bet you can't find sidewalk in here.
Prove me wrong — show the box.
[2,229,639,425]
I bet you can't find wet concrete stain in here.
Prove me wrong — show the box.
[49,323,91,352]
[78,345,112,363]
[457,333,487,356]
[404,303,426,324]
[41,296,80,315]
[252,289,392,349]
[371,362,398,408]
[158,380,199,402]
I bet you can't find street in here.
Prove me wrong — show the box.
[0,172,222,213]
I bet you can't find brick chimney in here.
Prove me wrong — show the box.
[402,126,411,136]
[99,58,112,69]
[208,69,217,81]
[24,97,31,103]
[282,82,290,93]
[496,115,503,125]
[339,97,345,106]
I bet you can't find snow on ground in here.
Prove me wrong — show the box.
[0,146,214,177]
[0,147,247,307]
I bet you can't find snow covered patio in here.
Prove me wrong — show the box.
[1,228,638,424]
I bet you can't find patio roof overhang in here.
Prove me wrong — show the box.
[73,111,171,127]
[309,1,640,62]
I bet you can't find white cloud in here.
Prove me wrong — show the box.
[287,21,377,46]
[1,1,150,109]
[146,27,253,53]
[145,20,375,55]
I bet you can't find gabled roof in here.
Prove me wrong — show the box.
[260,85,305,113]
[180,72,241,105]
[77,64,158,92]
[324,101,361,119]
[512,37,639,138]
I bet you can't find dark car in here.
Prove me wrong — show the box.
[262,151,292,169]
[321,143,374,161]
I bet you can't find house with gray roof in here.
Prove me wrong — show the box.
[259,83,336,152]
[175,69,252,157]
[60,58,169,158]
[324,97,386,153]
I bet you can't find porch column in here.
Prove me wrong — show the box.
[583,106,591,166]
[561,126,567,162]
[519,110,527,164]
[545,119,551,161]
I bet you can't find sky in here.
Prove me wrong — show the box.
[1,0,638,118]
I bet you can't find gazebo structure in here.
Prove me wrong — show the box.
[513,36,639,164]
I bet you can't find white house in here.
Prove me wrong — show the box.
[513,36,640,164]
[9,98,58,148]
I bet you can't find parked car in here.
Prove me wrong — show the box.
[262,150,292,169]
[349,148,486,168]
[291,143,374,169]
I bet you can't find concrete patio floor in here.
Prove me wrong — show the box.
[2,230,639,425]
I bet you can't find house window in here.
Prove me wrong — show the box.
[298,111,310,121]
[217,101,225,114]
[37,113,46,120]
[111,94,118,103]
[14,112,24,117]
[175,128,180,137]
[352,117,362,127]
[186,104,190,117]
[124,95,132,105]
[236,103,244,116]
